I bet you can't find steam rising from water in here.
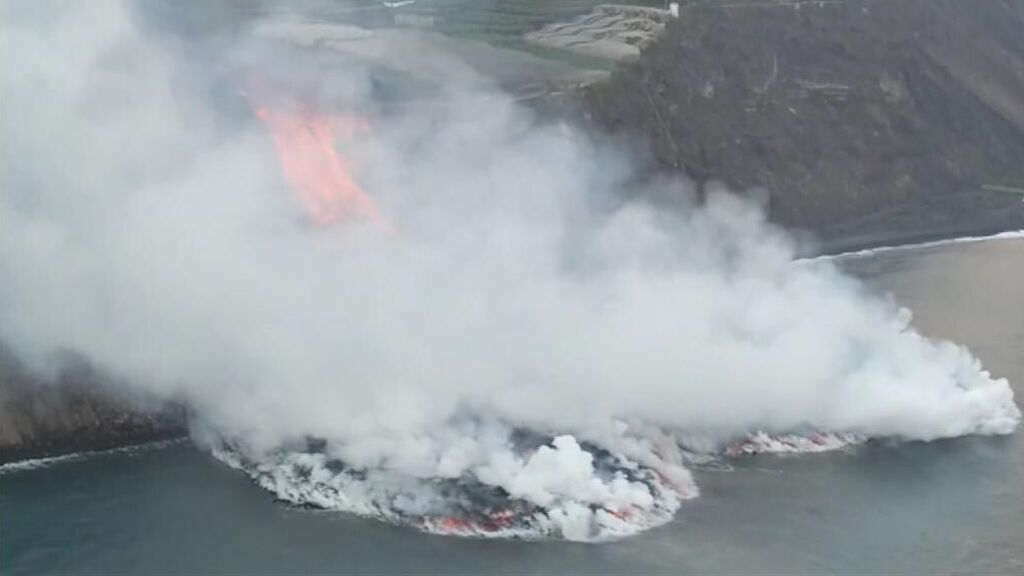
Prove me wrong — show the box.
[1,1,1018,540]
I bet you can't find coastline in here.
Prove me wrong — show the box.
[0,425,188,467]
[811,227,1024,260]
[4,0,1023,471]
[0,437,187,474]
[0,353,188,466]
[2,227,1021,471]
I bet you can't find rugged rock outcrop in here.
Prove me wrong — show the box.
[0,351,186,464]
[524,4,672,63]
[581,0,1024,251]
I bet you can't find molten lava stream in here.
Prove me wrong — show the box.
[255,106,386,228]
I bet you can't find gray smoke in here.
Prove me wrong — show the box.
[1,0,1018,540]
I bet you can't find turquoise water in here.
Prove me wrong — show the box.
[4,239,1022,575]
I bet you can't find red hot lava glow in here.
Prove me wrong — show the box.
[255,106,384,227]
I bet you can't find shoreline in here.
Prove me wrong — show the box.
[0,437,188,474]
[0,427,188,467]
[812,228,1024,261]
[3,227,1022,470]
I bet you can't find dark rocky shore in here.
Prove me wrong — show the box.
[0,352,186,465]
[3,0,1023,463]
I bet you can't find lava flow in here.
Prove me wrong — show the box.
[254,105,385,227]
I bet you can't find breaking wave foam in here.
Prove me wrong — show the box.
[211,431,692,541]
[208,420,1011,541]
[0,439,184,475]
[819,230,1024,262]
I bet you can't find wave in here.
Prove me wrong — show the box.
[817,230,1024,262]
[0,438,185,475]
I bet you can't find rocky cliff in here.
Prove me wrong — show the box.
[581,0,1024,251]
[0,351,185,464]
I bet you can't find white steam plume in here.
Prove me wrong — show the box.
[1,1,1018,540]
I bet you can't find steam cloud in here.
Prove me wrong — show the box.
[2,1,1018,540]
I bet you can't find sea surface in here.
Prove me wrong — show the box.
[2,237,1022,575]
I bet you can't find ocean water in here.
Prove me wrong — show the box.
[2,237,1022,575]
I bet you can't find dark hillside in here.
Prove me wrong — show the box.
[583,0,1024,250]
[0,353,185,464]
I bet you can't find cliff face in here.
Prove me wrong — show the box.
[582,0,1024,251]
[0,353,185,464]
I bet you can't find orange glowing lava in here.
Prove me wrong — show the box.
[254,106,384,227]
